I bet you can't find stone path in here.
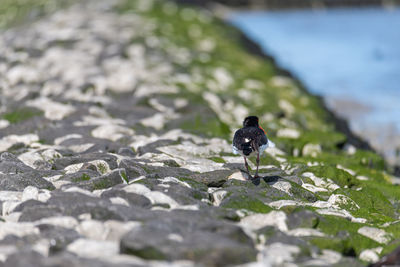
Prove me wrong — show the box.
[0,0,395,266]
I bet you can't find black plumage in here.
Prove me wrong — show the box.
[233,126,268,156]
[232,116,271,179]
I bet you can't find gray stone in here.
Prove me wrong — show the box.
[101,188,152,208]
[13,199,44,212]
[3,250,44,267]
[33,159,53,171]
[117,147,136,157]
[120,212,257,266]
[0,152,34,174]
[287,209,320,229]
[18,205,64,222]
[60,170,99,183]
[37,224,81,254]
[77,168,126,191]
[118,159,146,180]
[29,191,154,221]
[136,178,208,206]
[119,159,194,181]
[52,153,118,171]
[0,172,55,191]
[137,139,178,156]
[190,170,235,187]
[3,250,137,267]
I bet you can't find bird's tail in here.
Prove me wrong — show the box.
[242,142,253,156]
[242,147,252,156]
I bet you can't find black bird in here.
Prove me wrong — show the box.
[232,116,274,179]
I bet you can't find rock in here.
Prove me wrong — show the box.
[34,191,155,222]
[4,250,135,267]
[0,152,34,174]
[118,159,147,180]
[302,143,322,157]
[0,221,39,240]
[4,250,44,267]
[0,172,55,191]
[137,178,208,206]
[286,209,320,229]
[358,227,392,244]
[100,188,152,209]
[190,170,234,187]
[52,153,118,171]
[60,170,100,183]
[37,224,81,253]
[77,168,127,191]
[120,212,257,265]
[67,238,119,259]
[13,199,44,212]
[117,147,136,157]
[18,205,64,222]
[137,139,178,155]
[33,159,53,171]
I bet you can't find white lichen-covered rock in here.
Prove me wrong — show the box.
[0,134,39,152]
[0,222,39,239]
[302,172,340,192]
[358,227,392,244]
[277,128,301,139]
[302,143,322,157]
[91,124,134,141]
[0,120,10,129]
[27,97,76,120]
[278,99,295,115]
[359,247,382,262]
[67,238,119,259]
[210,190,228,206]
[240,211,288,231]
[261,242,300,266]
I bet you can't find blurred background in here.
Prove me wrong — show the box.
[218,0,400,166]
[0,0,75,29]
[1,0,400,167]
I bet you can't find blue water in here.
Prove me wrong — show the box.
[229,8,400,140]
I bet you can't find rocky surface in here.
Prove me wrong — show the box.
[1,0,400,266]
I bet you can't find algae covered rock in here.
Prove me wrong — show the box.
[0,0,399,266]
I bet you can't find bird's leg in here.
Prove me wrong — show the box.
[254,152,260,178]
[243,157,252,179]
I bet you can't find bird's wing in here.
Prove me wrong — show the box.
[232,129,247,149]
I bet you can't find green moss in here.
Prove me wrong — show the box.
[289,182,319,202]
[310,236,355,256]
[0,0,77,29]
[316,216,380,256]
[92,177,114,190]
[2,107,43,124]
[178,177,208,192]
[120,170,129,183]
[97,163,108,175]
[221,195,272,213]
[305,165,360,188]
[209,157,226,163]
[336,187,395,222]
[122,246,166,260]
[163,159,180,167]
[380,240,400,257]
[72,174,91,182]
[180,114,231,140]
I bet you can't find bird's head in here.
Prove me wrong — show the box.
[243,116,259,127]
